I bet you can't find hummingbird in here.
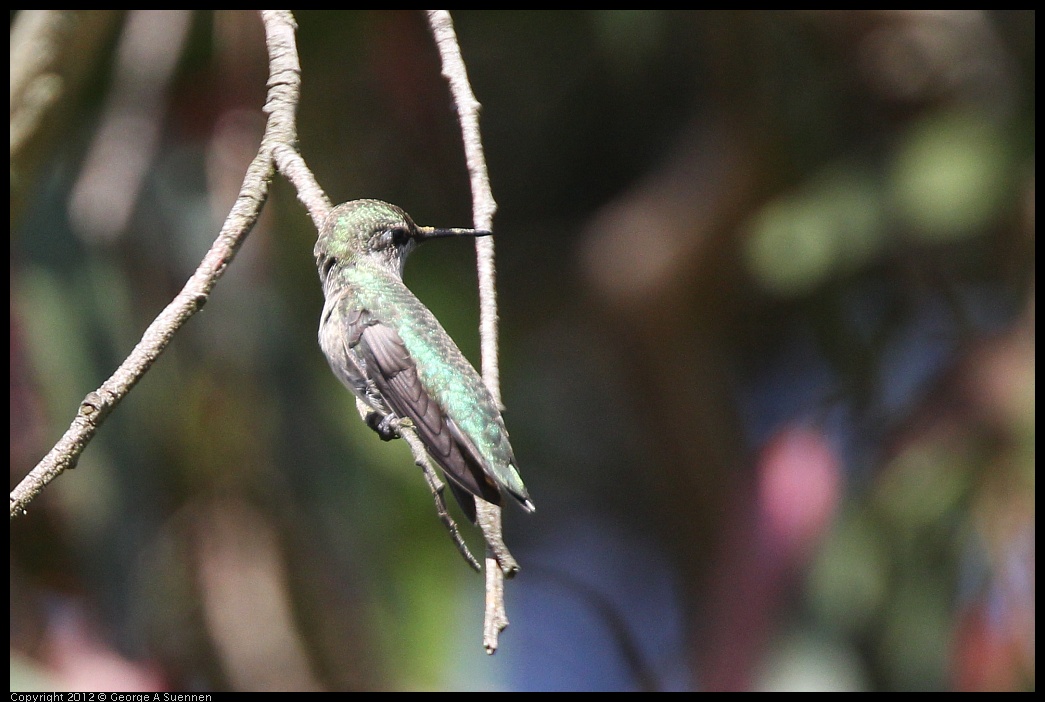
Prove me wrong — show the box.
[315,199,534,522]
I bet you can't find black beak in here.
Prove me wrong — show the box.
[416,226,492,241]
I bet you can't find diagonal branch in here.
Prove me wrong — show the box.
[12,13,516,657]
[10,10,313,519]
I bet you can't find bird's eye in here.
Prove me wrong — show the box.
[389,227,410,246]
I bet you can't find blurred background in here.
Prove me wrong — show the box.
[10,10,1034,691]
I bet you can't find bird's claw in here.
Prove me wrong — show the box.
[366,412,412,441]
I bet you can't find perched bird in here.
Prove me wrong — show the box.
[315,199,534,521]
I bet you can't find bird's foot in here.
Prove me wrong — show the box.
[366,412,412,441]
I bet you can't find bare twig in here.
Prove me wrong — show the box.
[400,426,483,572]
[425,10,499,395]
[12,13,512,656]
[426,9,516,655]
[354,399,481,571]
[263,14,483,573]
[268,11,483,572]
[10,10,308,519]
[260,11,332,226]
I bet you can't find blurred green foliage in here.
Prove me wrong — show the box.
[11,10,1034,692]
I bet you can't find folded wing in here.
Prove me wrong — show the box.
[357,319,503,521]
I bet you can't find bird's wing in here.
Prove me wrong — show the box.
[356,319,502,519]
[318,291,377,406]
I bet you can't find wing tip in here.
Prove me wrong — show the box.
[507,488,535,514]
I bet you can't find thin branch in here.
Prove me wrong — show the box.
[267,10,483,573]
[399,425,483,572]
[10,10,307,519]
[272,142,331,228]
[260,11,332,226]
[12,13,515,657]
[425,10,499,399]
[355,399,481,571]
[426,9,515,655]
[268,9,477,570]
